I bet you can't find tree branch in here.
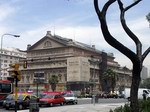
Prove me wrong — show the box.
[94,0,101,16]
[117,0,142,57]
[94,0,137,63]
[142,47,150,62]
[125,0,142,12]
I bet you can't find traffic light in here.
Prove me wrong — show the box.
[9,64,21,81]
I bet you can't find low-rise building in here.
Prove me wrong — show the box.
[18,31,132,93]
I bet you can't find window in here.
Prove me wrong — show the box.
[4,73,7,76]
[0,83,12,93]
[4,60,8,63]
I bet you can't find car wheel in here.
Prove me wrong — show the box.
[49,103,53,107]
[127,97,131,101]
[72,101,75,105]
[39,104,42,107]
[18,104,23,110]
[5,107,9,110]
[60,102,64,106]
[75,101,78,104]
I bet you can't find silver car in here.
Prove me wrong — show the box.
[63,93,78,104]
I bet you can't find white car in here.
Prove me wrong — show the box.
[63,93,78,104]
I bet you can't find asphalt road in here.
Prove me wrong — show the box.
[0,98,128,112]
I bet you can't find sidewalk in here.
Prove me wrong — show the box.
[18,103,126,112]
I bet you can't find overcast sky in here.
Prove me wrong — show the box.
[0,0,149,72]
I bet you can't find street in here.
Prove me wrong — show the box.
[0,98,128,112]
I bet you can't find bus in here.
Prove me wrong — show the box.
[0,80,13,106]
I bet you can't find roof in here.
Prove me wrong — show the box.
[54,34,103,54]
[27,31,103,55]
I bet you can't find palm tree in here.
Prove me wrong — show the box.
[103,68,117,93]
[49,75,59,92]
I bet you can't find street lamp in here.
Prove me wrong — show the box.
[0,33,20,80]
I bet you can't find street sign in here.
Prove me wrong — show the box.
[34,72,45,83]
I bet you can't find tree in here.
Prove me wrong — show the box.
[103,68,117,93]
[49,75,59,92]
[94,0,150,112]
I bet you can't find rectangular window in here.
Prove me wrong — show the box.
[0,83,12,93]
[4,60,7,63]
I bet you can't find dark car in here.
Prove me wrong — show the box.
[39,93,65,107]
[4,93,38,110]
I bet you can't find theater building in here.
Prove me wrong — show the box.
[18,31,131,93]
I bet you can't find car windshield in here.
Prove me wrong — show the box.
[39,93,46,98]
[32,93,46,98]
[6,94,14,100]
[43,94,54,98]
[6,94,26,100]
[18,95,25,100]
[64,94,74,97]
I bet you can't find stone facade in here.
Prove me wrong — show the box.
[67,57,90,82]
[18,31,132,93]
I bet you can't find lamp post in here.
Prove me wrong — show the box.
[0,33,20,80]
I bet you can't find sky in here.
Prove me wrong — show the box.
[0,0,149,72]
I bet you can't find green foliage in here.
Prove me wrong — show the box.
[139,99,150,112]
[110,104,131,112]
[110,99,150,112]
[49,75,59,84]
[103,68,117,92]
[49,75,59,91]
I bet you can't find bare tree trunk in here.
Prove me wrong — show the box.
[130,63,141,112]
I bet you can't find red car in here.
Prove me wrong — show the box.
[39,92,65,107]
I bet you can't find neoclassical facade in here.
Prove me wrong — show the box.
[18,31,132,93]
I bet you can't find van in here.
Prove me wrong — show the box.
[124,88,150,100]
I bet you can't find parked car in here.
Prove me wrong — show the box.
[107,92,118,98]
[39,92,65,107]
[63,93,78,104]
[101,92,109,98]
[4,93,38,110]
[124,88,150,101]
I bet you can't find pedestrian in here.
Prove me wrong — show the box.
[143,90,147,100]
